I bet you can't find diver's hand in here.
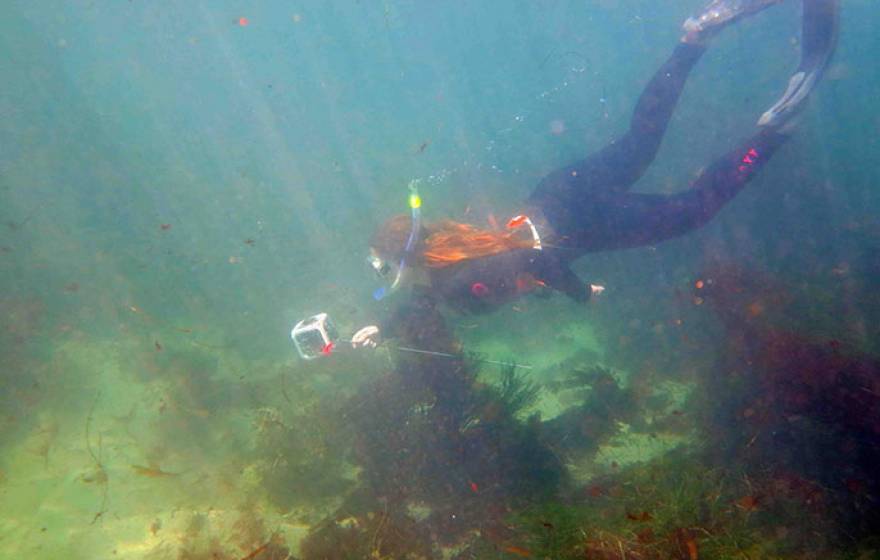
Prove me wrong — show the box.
[590,284,605,297]
[351,325,380,349]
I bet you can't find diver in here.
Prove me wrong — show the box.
[350,0,840,350]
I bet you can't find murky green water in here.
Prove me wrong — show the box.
[2,1,879,558]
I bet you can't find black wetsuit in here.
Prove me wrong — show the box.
[527,43,788,253]
[378,0,841,323]
[430,248,589,313]
[416,42,789,316]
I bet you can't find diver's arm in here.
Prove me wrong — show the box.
[535,254,602,303]
[352,325,380,348]
[352,288,439,349]
[548,266,591,303]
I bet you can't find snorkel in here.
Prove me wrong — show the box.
[372,181,422,301]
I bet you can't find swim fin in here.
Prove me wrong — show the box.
[682,0,785,44]
[758,0,840,129]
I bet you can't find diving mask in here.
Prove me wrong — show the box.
[368,253,392,279]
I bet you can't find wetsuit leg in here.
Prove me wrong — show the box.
[566,128,791,251]
[595,42,708,191]
[531,1,837,254]
[532,43,705,199]
[528,43,705,235]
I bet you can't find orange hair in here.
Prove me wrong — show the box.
[371,215,534,269]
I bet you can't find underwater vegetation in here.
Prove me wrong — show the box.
[298,298,569,557]
[542,364,640,458]
[698,261,880,540]
[299,504,436,560]
[285,257,880,559]
[150,507,291,560]
[4,253,878,558]
[461,450,869,559]
[251,402,355,513]
[492,362,542,419]
[295,296,687,557]
[4,222,879,560]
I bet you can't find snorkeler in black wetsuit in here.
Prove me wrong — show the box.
[351,0,840,348]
